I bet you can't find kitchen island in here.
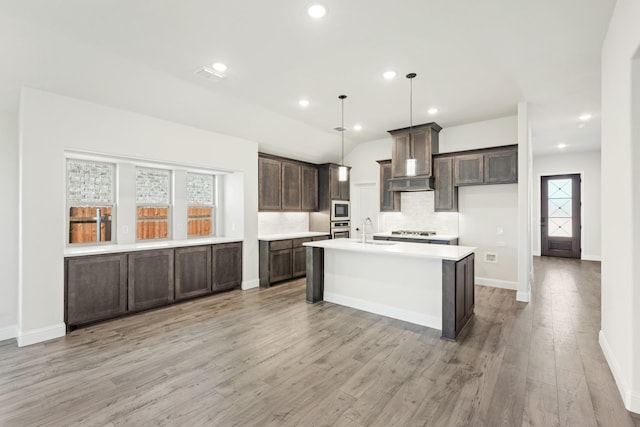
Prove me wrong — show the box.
[303,239,476,340]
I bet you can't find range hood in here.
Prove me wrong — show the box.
[388,176,435,192]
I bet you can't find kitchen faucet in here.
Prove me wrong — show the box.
[362,217,372,243]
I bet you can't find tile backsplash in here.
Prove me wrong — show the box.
[258,212,309,235]
[378,191,459,235]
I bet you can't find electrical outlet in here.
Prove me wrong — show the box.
[484,252,498,263]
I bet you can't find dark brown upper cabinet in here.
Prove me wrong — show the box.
[434,156,458,212]
[377,160,401,212]
[258,156,282,210]
[453,146,517,186]
[328,164,350,200]
[389,122,442,179]
[259,154,319,212]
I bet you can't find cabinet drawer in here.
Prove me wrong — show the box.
[293,237,312,247]
[270,240,293,251]
[312,235,329,241]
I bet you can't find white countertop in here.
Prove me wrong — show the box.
[373,231,459,241]
[304,238,475,261]
[258,231,330,241]
[64,237,243,257]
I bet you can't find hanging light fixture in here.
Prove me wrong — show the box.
[406,73,417,177]
[338,94,348,182]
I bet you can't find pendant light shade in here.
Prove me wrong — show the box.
[338,94,348,182]
[406,73,417,177]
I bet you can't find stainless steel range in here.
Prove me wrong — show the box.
[391,230,437,237]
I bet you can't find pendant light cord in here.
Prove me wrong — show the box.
[339,94,347,166]
[407,73,416,159]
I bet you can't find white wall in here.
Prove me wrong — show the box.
[532,150,601,260]
[344,116,519,288]
[0,113,18,340]
[600,0,640,413]
[18,89,259,346]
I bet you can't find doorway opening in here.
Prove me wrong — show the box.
[541,174,581,258]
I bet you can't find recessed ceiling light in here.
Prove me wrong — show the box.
[579,113,592,121]
[383,71,396,80]
[353,124,363,131]
[558,143,567,149]
[307,4,326,18]
[428,108,439,115]
[298,99,310,107]
[212,63,227,73]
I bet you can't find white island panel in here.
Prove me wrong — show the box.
[323,248,443,330]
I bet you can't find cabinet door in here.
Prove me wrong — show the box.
[391,133,411,178]
[411,129,433,177]
[269,249,293,283]
[66,254,127,326]
[455,258,467,331]
[292,247,307,278]
[281,162,301,210]
[212,242,242,292]
[434,157,458,212]
[465,254,475,316]
[128,249,174,312]
[301,165,318,211]
[454,154,484,186]
[378,160,400,212]
[339,168,350,200]
[329,165,350,200]
[175,245,211,300]
[259,157,282,210]
[484,149,517,184]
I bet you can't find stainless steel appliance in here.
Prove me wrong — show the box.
[331,200,350,221]
[391,230,437,237]
[331,221,351,239]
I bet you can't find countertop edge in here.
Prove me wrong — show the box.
[64,237,243,257]
[258,232,330,241]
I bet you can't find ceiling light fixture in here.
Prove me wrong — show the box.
[338,95,348,182]
[383,71,397,80]
[406,73,417,177]
[307,4,326,18]
[428,107,439,115]
[579,113,592,121]
[353,124,363,131]
[298,99,310,108]
[212,63,227,73]
[558,143,567,149]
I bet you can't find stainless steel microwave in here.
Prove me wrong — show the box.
[331,200,350,221]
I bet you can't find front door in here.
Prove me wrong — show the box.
[541,174,581,258]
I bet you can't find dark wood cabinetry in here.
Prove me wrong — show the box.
[259,235,329,287]
[128,249,175,312]
[258,156,282,210]
[442,253,475,340]
[175,245,211,300]
[453,146,517,186]
[65,242,242,329]
[434,156,458,212]
[65,254,127,326]
[301,166,318,211]
[212,242,242,292]
[389,123,442,179]
[259,154,319,212]
[329,164,350,200]
[377,160,401,212]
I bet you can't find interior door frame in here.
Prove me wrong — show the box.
[540,173,581,258]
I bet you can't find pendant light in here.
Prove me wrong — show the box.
[338,94,348,182]
[406,73,417,177]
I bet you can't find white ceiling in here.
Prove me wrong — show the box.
[0,0,614,160]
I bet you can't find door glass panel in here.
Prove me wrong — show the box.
[547,179,573,237]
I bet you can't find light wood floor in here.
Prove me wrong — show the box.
[1,256,639,426]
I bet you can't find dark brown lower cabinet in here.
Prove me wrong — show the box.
[128,249,175,312]
[260,235,330,287]
[65,253,127,328]
[175,245,212,300]
[292,238,312,278]
[212,242,242,292]
[442,253,475,340]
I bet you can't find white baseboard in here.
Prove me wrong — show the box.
[0,325,18,342]
[17,323,66,347]
[241,278,260,290]
[582,254,602,262]
[475,277,518,290]
[532,250,541,256]
[516,290,531,302]
[599,330,640,414]
[324,291,442,331]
